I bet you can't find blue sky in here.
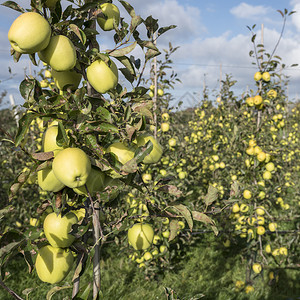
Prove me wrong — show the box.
[1,0,300,108]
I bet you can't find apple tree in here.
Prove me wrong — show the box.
[0,0,213,299]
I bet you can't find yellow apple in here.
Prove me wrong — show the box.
[162,112,169,121]
[97,3,120,31]
[168,138,176,147]
[128,223,154,250]
[43,212,78,248]
[149,90,154,98]
[252,263,262,274]
[35,245,73,284]
[157,89,164,96]
[135,135,163,164]
[42,125,65,156]
[51,68,82,91]
[254,71,262,81]
[52,148,91,188]
[40,79,49,88]
[178,171,186,179]
[262,72,270,82]
[38,35,77,71]
[143,251,153,261]
[246,97,254,106]
[37,167,65,192]
[8,12,51,54]
[73,167,106,196]
[142,173,152,184]
[86,58,118,94]
[161,122,170,132]
[254,95,263,105]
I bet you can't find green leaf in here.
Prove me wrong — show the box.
[144,16,159,38]
[15,112,36,147]
[121,158,138,174]
[0,241,22,259]
[130,15,143,32]
[170,204,193,231]
[1,1,25,12]
[0,206,13,221]
[158,25,177,36]
[56,122,69,148]
[134,140,153,164]
[19,78,41,101]
[116,55,136,77]
[192,211,218,235]
[230,181,239,197]
[145,48,161,61]
[169,219,179,242]
[120,68,135,83]
[73,283,91,300]
[158,185,182,198]
[204,185,219,206]
[132,102,153,119]
[96,106,112,123]
[85,134,104,159]
[108,41,137,57]
[97,123,119,133]
[72,252,87,282]
[119,0,136,17]
[46,285,72,300]
[31,152,54,161]
[69,23,87,45]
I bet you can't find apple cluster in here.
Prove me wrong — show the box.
[8,3,122,94]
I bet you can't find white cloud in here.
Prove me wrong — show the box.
[230,2,270,20]
[290,0,300,32]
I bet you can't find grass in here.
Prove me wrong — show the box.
[0,234,299,300]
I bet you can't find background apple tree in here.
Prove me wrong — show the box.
[0,0,215,299]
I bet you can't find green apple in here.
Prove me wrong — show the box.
[42,125,65,156]
[73,167,106,196]
[106,142,135,165]
[43,212,78,248]
[37,167,65,192]
[86,58,118,94]
[135,135,163,164]
[143,251,153,261]
[159,245,167,253]
[128,223,154,250]
[51,68,82,91]
[52,148,91,188]
[162,230,170,239]
[8,12,51,54]
[38,35,77,71]
[97,3,120,31]
[35,245,74,284]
